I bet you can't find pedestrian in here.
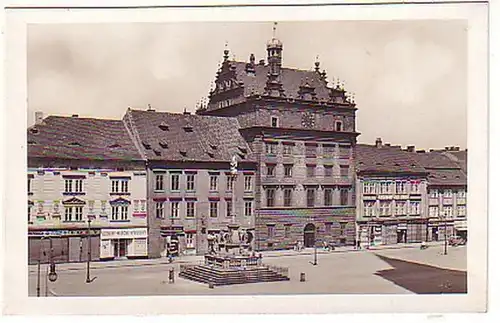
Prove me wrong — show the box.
[357,239,361,250]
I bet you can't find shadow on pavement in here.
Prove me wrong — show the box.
[374,254,467,294]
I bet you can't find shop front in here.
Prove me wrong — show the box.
[100,228,148,260]
[454,220,468,240]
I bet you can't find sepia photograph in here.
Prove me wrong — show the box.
[2,0,489,315]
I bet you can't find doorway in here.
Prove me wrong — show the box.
[397,230,407,243]
[304,223,316,248]
[113,239,128,258]
[432,227,439,241]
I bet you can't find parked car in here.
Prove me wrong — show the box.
[449,236,467,246]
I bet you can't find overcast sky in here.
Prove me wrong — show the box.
[27,21,467,150]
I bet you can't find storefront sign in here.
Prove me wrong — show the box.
[29,229,100,237]
[378,195,393,200]
[454,220,467,230]
[397,223,407,230]
[101,228,148,239]
[394,195,409,200]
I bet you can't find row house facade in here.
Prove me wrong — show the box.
[27,114,147,264]
[409,148,468,241]
[198,32,358,250]
[122,108,257,257]
[355,140,429,246]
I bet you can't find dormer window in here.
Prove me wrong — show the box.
[142,141,152,150]
[159,140,169,149]
[271,116,279,128]
[159,122,169,131]
[28,140,36,145]
[183,125,194,133]
[180,150,187,157]
[207,151,215,158]
[238,146,247,154]
[29,128,39,134]
[153,149,161,156]
[68,142,81,147]
[109,143,121,148]
[210,144,218,150]
[335,121,343,132]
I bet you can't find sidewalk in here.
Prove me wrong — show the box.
[28,241,445,273]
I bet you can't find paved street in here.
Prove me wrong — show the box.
[28,244,466,296]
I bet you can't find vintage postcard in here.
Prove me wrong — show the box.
[2,0,488,315]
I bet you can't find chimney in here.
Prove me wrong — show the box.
[183,108,190,115]
[406,145,415,153]
[35,111,43,125]
[375,137,382,148]
[445,147,450,151]
[147,104,155,112]
[384,143,391,147]
[454,146,460,151]
[430,149,434,152]
[71,114,79,118]
[259,59,265,66]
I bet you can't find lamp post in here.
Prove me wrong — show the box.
[312,240,318,266]
[86,218,92,283]
[442,211,448,255]
[36,236,47,297]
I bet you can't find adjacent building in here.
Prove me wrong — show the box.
[122,108,257,257]
[197,32,359,250]
[355,139,428,246]
[27,114,147,263]
[409,147,468,241]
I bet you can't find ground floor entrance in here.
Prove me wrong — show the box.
[304,223,316,248]
[100,228,148,260]
[113,239,130,258]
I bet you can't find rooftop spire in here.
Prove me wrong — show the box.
[273,22,277,38]
[223,41,229,61]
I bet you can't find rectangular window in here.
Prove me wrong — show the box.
[267,225,275,239]
[244,175,252,191]
[156,202,164,219]
[186,201,195,218]
[111,180,119,193]
[64,179,72,193]
[64,207,73,222]
[325,222,332,233]
[380,201,391,216]
[171,174,180,191]
[186,174,195,191]
[120,206,128,220]
[284,225,291,238]
[340,165,349,178]
[121,181,128,193]
[443,206,453,217]
[395,202,406,215]
[209,175,218,191]
[28,205,32,222]
[75,179,83,193]
[305,145,317,157]
[155,174,164,191]
[323,145,335,157]
[266,164,276,177]
[429,206,439,217]
[265,142,278,155]
[284,164,293,177]
[271,116,279,128]
[284,188,293,207]
[430,190,439,198]
[457,205,466,217]
[410,201,420,215]
[443,189,453,198]
[324,166,333,177]
[306,188,315,207]
[306,165,316,178]
[395,181,406,194]
[340,189,349,206]
[111,206,119,221]
[410,181,419,194]
[266,188,276,207]
[226,200,233,217]
[339,222,347,236]
[324,188,333,206]
[364,201,376,217]
[338,146,350,159]
[74,206,82,221]
[170,201,180,218]
[210,201,218,218]
[226,176,234,191]
[380,181,392,194]
[457,190,466,199]
[283,143,293,155]
[186,233,194,249]
[245,201,253,216]
[363,182,376,194]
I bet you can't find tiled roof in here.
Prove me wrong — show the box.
[125,109,255,163]
[426,168,467,186]
[231,61,332,100]
[27,116,142,161]
[408,151,462,169]
[444,151,467,173]
[355,144,426,174]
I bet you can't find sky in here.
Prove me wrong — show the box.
[27,20,467,150]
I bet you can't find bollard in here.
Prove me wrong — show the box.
[209,281,215,289]
[300,272,306,282]
[169,268,175,284]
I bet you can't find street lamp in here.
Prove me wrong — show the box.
[312,240,318,266]
[441,211,448,255]
[86,218,92,283]
[36,236,47,297]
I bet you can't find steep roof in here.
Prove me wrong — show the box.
[444,150,468,173]
[355,144,426,175]
[125,109,255,163]
[408,151,466,186]
[27,116,142,161]
[231,61,332,100]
